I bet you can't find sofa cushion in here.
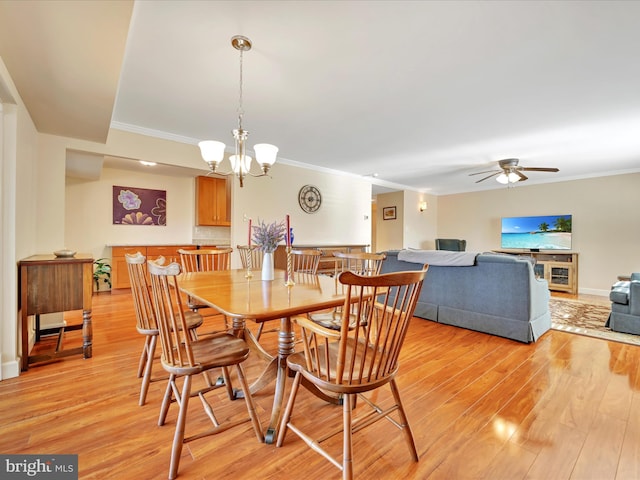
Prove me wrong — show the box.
[397,249,478,266]
[610,283,630,305]
[484,251,536,266]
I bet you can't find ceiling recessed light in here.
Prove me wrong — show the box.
[139,161,156,166]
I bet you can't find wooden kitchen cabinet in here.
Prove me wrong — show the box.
[111,246,147,290]
[196,176,230,226]
[111,245,196,290]
[147,245,196,263]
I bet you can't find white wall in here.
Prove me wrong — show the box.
[437,173,640,295]
[65,167,197,263]
[0,58,39,380]
[402,190,438,250]
[230,162,372,266]
[65,161,373,270]
[375,191,404,251]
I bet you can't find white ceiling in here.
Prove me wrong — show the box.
[2,0,640,195]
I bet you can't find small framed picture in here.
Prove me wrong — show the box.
[383,206,397,220]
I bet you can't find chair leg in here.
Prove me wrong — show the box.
[235,363,264,442]
[255,323,265,341]
[159,374,175,426]
[137,336,151,378]
[139,335,157,406]
[221,366,234,400]
[342,393,354,480]
[389,379,419,462]
[168,374,192,480]
[276,371,302,447]
[188,327,198,342]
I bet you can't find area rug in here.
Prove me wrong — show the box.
[549,297,640,346]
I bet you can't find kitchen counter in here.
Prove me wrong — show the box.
[109,243,230,290]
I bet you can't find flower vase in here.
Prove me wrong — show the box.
[262,252,275,281]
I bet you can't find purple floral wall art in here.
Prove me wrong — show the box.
[113,186,167,226]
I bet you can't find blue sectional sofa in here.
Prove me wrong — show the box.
[380,250,551,343]
[607,273,640,335]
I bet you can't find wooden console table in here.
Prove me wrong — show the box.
[274,244,369,275]
[19,254,94,371]
[493,250,578,295]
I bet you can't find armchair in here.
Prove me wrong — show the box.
[607,273,640,335]
[435,238,467,251]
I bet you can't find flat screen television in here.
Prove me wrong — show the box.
[501,214,572,251]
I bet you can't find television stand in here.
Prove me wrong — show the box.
[493,250,578,295]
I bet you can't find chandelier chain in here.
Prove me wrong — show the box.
[237,49,244,130]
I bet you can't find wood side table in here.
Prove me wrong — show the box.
[18,254,94,371]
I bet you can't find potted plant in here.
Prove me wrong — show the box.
[93,258,112,292]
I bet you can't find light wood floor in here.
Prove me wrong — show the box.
[2,291,639,480]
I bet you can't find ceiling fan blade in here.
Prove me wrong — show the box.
[475,172,500,183]
[469,169,499,176]
[515,170,528,181]
[520,167,559,172]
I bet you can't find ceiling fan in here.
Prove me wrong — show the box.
[469,158,559,184]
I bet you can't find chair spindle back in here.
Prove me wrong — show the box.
[300,268,427,386]
[147,260,195,370]
[178,248,233,273]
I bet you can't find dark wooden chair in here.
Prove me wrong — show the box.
[147,259,264,480]
[276,267,428,480]
[125,252,203,406]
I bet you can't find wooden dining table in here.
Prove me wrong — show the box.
[177,268,349,443]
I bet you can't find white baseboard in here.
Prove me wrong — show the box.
[1,359,21,380]
[579,288,609,297]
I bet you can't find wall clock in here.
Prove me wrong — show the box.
[298,185,322,214]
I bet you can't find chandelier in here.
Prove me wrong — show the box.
[198,35,278,187]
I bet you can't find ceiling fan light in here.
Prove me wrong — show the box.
[508,172,520,183]
[496,173,509,184]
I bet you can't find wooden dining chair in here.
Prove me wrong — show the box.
[125,252,204,406]
[276,267,428,480]
[290,248,322,274]
[236,244,263,270]
[332,251,386,276]
[178,247,233,274]
[178,247,233,330]
[147,259,264,480]
[254,249,322,341]
[308,251,387,330]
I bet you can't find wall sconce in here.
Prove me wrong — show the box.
[419,201,427,212]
